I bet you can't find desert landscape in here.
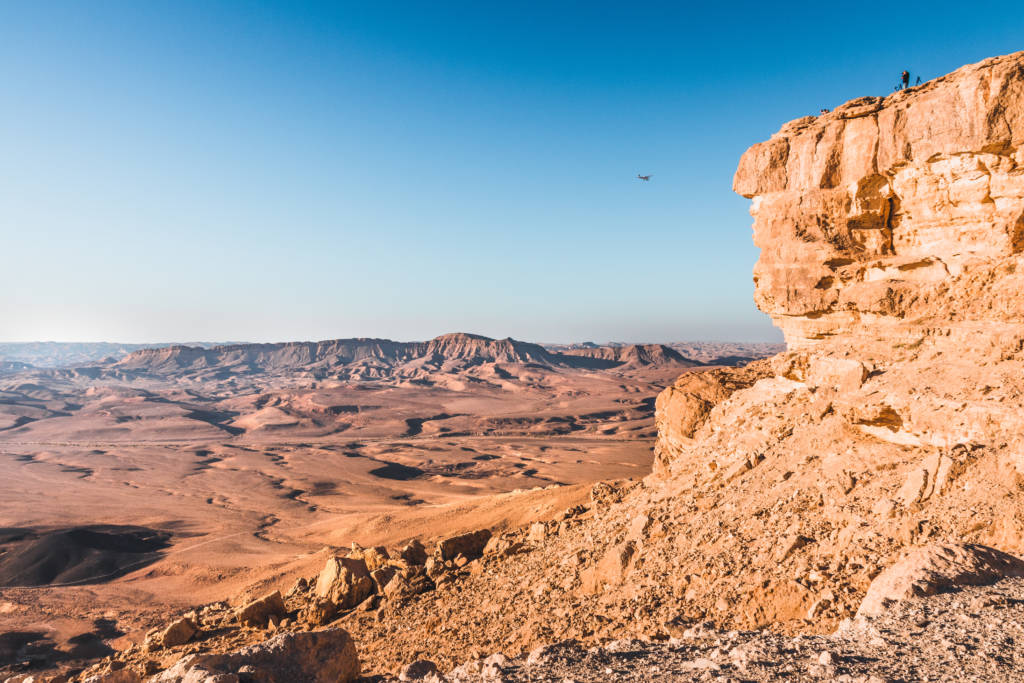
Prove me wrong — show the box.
[0,333,782,679]
[3,6,1024,682]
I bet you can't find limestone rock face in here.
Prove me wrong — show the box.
[734,51,1024,353]
[657,51,1024,478]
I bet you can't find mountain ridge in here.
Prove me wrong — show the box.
[97,333,708,380]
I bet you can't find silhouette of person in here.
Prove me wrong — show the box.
[901,70,910,89]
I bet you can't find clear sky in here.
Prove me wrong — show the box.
[2,2,1021,344]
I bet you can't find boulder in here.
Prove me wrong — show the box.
[527,522,547,544]
[399,539,428,566]
[371,566,397,592]
[384,567,435,601]
[315,556,374,609]
[579,542,635,594]
[398,659,439,681]
[895,453,955,507]
[423,555,441,579]
[482,534,524,558]
[436,529,491,562]
[857,543,1024,618]
[349,544,390,572]
[285,577,308,597]
[150,628,359,683]
[806,357,868,393]
[299,598,337,627]
[159,616,197,647]
[236,590,287,628]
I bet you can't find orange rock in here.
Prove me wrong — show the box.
[236,590,286,628]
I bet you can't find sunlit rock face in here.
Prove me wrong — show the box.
[734,52,1024,355]
[649,54,1024,607]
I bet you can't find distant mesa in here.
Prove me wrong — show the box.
[0,335,784,387]
[559,343,701,368]
[30,332,740,383]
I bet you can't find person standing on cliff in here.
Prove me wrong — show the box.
[901,70,910,89]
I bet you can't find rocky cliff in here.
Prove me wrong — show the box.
[734,51,1024,355]
[646,50,1024,628]
[659,51,1024,473]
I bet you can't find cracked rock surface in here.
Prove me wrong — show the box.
[425,578,1024,682]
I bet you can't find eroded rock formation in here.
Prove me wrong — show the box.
[645,50,1024,628]
[734,52,1024,354]
[659,51,1024,479]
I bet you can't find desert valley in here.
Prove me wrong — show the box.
[3,29,1024,683]
[0,334,779,679]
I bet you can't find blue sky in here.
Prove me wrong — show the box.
[2,2,1021,343]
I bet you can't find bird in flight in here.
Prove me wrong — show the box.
[637,174,651,181]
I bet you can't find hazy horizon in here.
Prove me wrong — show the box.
[0,334,787,345]
[3,2,1021,344]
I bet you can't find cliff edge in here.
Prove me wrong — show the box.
[648,49,1024,628]
[736,50,1024,353]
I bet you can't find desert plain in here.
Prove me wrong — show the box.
[0,334,776,676]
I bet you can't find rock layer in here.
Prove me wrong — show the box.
[734,51,1024,353]
[658,51,1024,477]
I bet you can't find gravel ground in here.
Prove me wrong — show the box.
[388,577,1024,682]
